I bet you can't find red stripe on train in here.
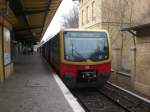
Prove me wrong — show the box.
[59,63,111,79]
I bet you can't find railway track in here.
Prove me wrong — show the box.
[101,82,150,112]
[70,83,150,112]
[71,88,127,112]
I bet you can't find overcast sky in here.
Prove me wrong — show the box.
[41,0,78,41]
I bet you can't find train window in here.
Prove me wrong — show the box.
[64,31,109,61]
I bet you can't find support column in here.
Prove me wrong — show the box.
[0,24,4,81]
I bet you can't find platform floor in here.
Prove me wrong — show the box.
[0,53,74,112]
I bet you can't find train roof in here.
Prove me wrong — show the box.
[38,28,108,47]
[61,28,108,32]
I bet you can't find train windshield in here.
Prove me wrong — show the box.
[64,31,109,61]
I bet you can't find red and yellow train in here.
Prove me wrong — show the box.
[39,29,111,88]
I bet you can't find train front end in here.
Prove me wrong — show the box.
[60,29,111,88]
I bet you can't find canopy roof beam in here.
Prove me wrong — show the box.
[9,0,34,38]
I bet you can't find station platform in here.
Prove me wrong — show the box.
[0,53,79,112]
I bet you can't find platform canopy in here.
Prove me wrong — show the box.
[121,23,150,37]
[2,0,61,44]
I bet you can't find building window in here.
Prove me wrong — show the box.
[86,6,89,23]
[82,10,84,25]
[92,1,96,21]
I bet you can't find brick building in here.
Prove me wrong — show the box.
[79,0,150,96]
[122,24,150,96]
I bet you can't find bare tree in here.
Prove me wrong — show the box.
[62,4,79,28]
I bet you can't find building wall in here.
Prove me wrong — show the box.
[135,36,150,96]
[100,0,150,96]
[101,0,150,24]
[79,0,150,96]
